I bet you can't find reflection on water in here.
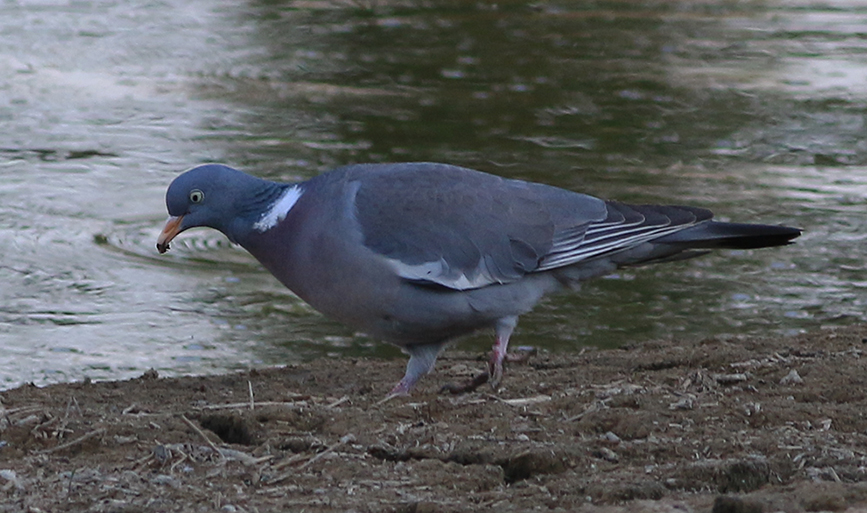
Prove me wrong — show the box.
[0,0,863,389]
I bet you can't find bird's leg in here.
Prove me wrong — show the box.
[488,316,517,390]
[440,316,518,395]
[383,343,444,401]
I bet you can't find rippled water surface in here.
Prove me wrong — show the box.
[1,0,864,389]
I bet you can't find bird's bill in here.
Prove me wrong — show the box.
[156,215,184,254]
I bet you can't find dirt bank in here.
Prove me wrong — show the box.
[3,324,867,512]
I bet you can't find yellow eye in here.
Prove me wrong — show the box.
[189,189,204,203]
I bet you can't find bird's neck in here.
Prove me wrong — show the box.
[228,181,304,244]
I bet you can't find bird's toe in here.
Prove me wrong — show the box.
[439,371,490,395]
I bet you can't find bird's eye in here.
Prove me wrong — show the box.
[189,189,204,203]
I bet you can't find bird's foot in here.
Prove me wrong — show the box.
[504,346,537,363]
[377,378,414,404]
[376,392,404,405]
[489,355,504,390]
[440,346,537,395]
[488,346,537,390]
[439,371,490,395]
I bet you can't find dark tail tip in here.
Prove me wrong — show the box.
[710,223,801,249]
[656,222,802,250]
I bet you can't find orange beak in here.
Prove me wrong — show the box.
[156,215,184,254]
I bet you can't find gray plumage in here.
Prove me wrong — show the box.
[158,162,800,396]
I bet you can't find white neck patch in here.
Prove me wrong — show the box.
[253,186,303,232]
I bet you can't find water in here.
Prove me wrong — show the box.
[0,0,864,389]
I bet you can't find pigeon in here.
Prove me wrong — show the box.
[157,162,800,396]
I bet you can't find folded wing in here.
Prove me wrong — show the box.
[351,163,795,291]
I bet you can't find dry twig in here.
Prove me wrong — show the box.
[37,428,106,455]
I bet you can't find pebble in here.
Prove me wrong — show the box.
[779,369,803,385]
[594,447,619,462]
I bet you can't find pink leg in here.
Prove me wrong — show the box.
[440,316,524,395]
[383,342,444,400]
[488,316,517,390]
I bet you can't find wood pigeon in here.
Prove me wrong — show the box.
[157,163,800,397]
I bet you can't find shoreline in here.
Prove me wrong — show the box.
[2,323,867,512]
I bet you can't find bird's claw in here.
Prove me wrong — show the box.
[505,346,537,363]
[488,359,503,390]
[439,371,490,395]
[440,346,538,395]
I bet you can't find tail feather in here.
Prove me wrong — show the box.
[654,221,801,250]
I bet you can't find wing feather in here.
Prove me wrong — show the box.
[350,163,605,290]
[538,203,712,271]
[347,163,713,290]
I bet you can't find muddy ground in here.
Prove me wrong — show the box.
[3,324,867,512]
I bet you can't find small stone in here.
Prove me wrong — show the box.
[602,431,621,444]
[140,369,159,380]
[670,396,695,410]
[153,445,171,463]
[715,373,748,385]
[151,474,179,488]
[592,447,619,462]
[0,469,24,491]
[779,369,803,385]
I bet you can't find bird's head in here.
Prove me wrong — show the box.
[156,164,272,253]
